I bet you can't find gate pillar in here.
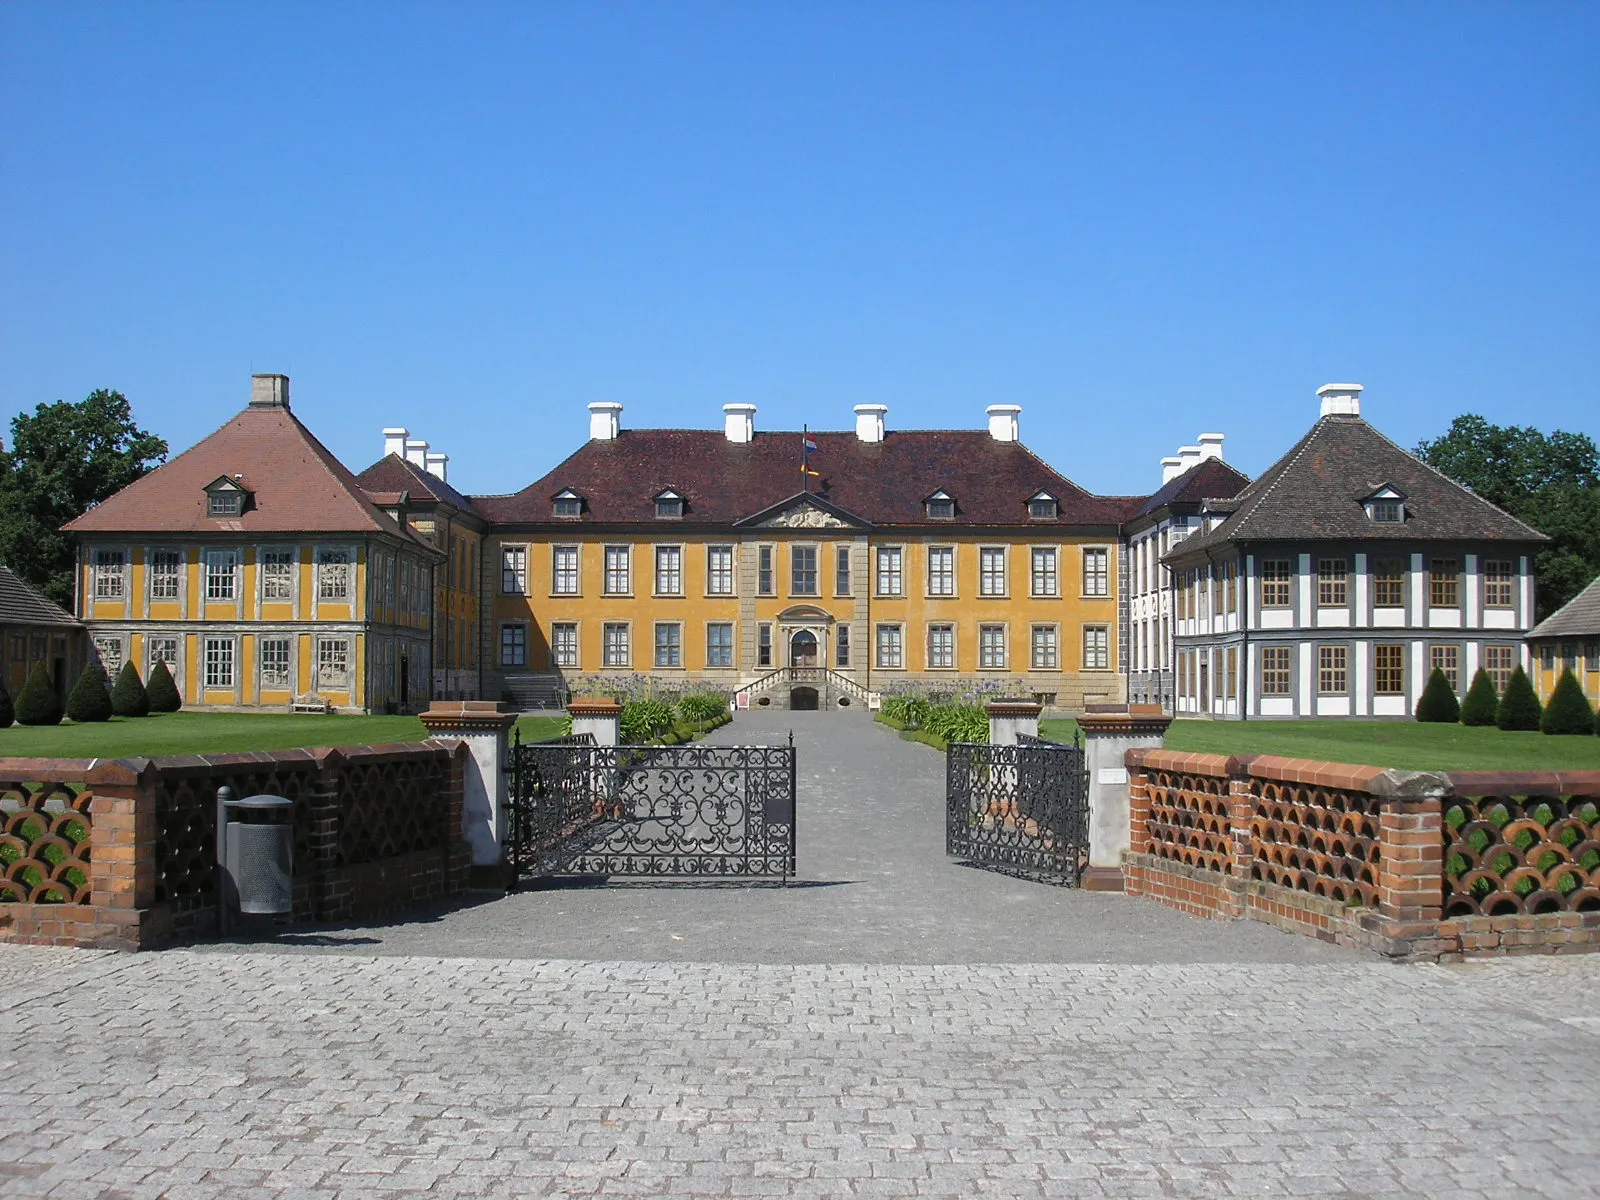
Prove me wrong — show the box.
[985,698,1042,745]
[420,701,518,882]
[1077,705,1173,891]
[568,696,622,746]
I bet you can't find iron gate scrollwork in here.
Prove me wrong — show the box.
[946,732,1089,886]
[507,732,796,883]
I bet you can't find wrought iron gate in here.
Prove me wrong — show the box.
[507,732,796,883]
[945,733,1090,885]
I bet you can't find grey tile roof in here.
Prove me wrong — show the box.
[0,565,81,628]
[1133,457,1251,519]
[1528,576,1600,639]
[1168,414,1547,558]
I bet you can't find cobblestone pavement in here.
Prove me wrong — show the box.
[3,946,1598,1198]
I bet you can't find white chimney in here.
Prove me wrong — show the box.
[723,403,756,444]
[1160,456,1185,484]
[424,452,449,482]
[249,373,290,409]
[588,401,623,441]
[1197,433,1225,461]
[854,403,888,444]
[405,439,429,468]
[986,404,1021,442]
[1317,382,1364,417]
[1177,445,1202,473]
[383,427,409,458]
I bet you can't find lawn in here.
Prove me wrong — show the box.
[0,711,569,759]
[1041,717,1600,771]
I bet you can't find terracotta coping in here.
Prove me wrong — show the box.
[567,697,623,717]
[985,699,1042,717]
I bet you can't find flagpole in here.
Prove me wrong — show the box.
[802,425,809,494]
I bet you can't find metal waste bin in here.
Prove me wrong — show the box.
[216,787,294,931]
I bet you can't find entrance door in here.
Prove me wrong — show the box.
[790,630,818,668]
[790,686,819,710]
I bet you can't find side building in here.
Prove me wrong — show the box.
[474,401,1133,711]
[63,375,444,713]
[1526,575,1600,708]
[0,565,87,707]
[1163,383,1546,719]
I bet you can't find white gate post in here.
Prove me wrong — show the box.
[985,698,1042,746]
[419,701,518,883]
[1076,705,1173,891]
[567,697,622,746]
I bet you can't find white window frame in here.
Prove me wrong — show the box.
[875,623,904,670]
[790,544,818,596]
[1031,624,1059,670]
[551,622,579,668]
[926,546,954,597]
[500,623,527,667]
[551,545,580,596]
[317,547,352,602]
[1082,625,1109,671]
[93,549,127,600]
[260,547,295,602]
[654,622,682,668]
[707,545,735,596]
[602,622,631,667]
[204,549,239,601]
[876,546,904,597]
[1030,547,1059,598]
[979,624,1008,669]
[603,545,631,596]
[979,547,1007,598]
[259,637,292,689]
[203,636,236,689]
[927,624,954,670]
[147,635,181,686]
[502,545,528,595]
[706,622,734,668]
[1081,547,1108,598]
[655,545,683,596]
[316,636,351,689]
[148,548,182,601]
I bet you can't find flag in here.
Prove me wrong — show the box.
[801,428,820,479]
[803,436,818,454]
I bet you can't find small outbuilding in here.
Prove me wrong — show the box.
[1527,576,1600,705]
[0,564,87,706]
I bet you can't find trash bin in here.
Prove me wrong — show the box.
[216,787,294,927]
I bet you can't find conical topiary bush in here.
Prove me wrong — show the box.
[111,661,149,718]
[146,659,182,713]
[14,663,62,726]
[1415,667,1461,723]
[1459,668,1499,727]
[1496,665,1543,732]
[65,662,112,723]
[0,676,13,729]
[1540,667,1595,736]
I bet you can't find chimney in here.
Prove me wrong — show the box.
[1197,433,1225,461]
[405,438,429,468]
[723,403,756,444]
[424,452,449,482]
[1317,382,1364,417]
[1177,445,1203,473]
[986,404,1021,443]
[588,401,623,441]
[854,403,888,444]
[249,373,290,409]
[383,427,409,459]
[1160,456,1184,484]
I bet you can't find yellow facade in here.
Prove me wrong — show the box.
[1531,638,1600,707]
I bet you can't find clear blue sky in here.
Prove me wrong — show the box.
[3,2,1596,498]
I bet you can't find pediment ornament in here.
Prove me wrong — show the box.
[764,504,851,529]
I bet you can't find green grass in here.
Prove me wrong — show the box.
[0,711,569,759]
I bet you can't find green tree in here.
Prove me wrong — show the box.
[1495,665,1543,732]
[14,664,62,726]
[1540,668,1595,736]
[65,662,112,723]
[146,659,182,712]
[1416,415,1600,620]
[1415,668,1461,723]
[111,661,150,718]
[0,390,167,607]
[1459,668,1499,726]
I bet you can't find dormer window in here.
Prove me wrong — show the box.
[654,489,684,520]
[204,476,249,518]
[924,490,955,520]
[1028,492,1058,520]
[1362,486,1406,524]
[551,489,584,518]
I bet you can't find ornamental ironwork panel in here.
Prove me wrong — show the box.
[946,735,1089,886]
[507,734,796,883]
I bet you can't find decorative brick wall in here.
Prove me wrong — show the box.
[1125,751,1600,961]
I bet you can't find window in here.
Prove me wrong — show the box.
[1483,560,1514,608]
[1031,625,1058,670]
[757,546,774,595]
[203,637,235,688]
[925,494,954,520]
[501,546,527,594]
[1261,559,1292,607]
[835,547,851,596]
[552,623,578,668]
[1374,644,1406,695]
[1261,646,1292,696]
[979,547,1007,597]
[1028,495,1058,519]
[927,624,954,669]
[876,546,904,596]
[542,544,576,595]
[147,549,182,600]
[204,549,238,600]
[980,625,1008,669]
[602,623,630,667]
[757,623,773,668]
[259,638,291,689]
[836,624,850,668]
[1372,558,1405,608]
[1082,548,1108,597]
[1031,548,1058,597]
[603,545,630,595]
[317,549,351,601]
[655,545,683,595]
[654,492,684,519]
[1429,644,1459,691]
[708,545,735,596]
[876,624,903,669]
[1368,499,1403,523]
[707,622,734,668]
[927,546,954,596]
[500,624,527,667]
[92,634,123,679]
[1082,625,1109,670]
[1224,561,1237,613]
[1212,565,1224,616]
[1318,645,1348,694]
[791,545,818,595]
[1317,558,1348,607]
[654,623,681,667]
[316,637,351,688]
[1484,645,1515,692]
[1430,558,1460,608]
[208,490,242,517]
[93,549,126,600]
[552,491,583,518]
[1539,644,1555,671]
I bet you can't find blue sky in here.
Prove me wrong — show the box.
[3,2,1596,498]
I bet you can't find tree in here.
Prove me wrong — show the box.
[1416,415,1600,620]
[1495,665,1543,732]
[1540,668,1595,736]
[65,662,112,723]
[0,675,12,729]
[111,662,149,718]
[1459,668,1499,726]
[146,659,182,712]
[0,390,166,607]
[1415,668,1461,723]
[14,664,62,726]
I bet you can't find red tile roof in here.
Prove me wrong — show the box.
[356,454,480,515]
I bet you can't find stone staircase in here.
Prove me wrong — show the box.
[501,674,567,712]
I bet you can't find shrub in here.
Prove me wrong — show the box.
[922,703,988,745]
[65,663,113,723]
[1415,668,1460,723]
[0,676,11,729]
[146,660,182,712]
[1496,665,1542,731]
[677,693,728,723]
[14,664,62,726]
[111,661,150,718]
[1459,668,1499,727]
[620,698,674,743]
[1540,667,1595,736]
